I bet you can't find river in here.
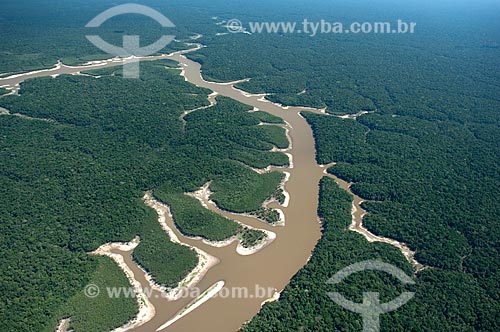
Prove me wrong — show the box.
[130,47,326,332]
[0,43,420,332]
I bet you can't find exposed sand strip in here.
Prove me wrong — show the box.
[335,110,374,120]
[189,34,203,40]
[155,281,225,331]
[0,106,59,123]
[262,171,291,209]
[85,189,222,331]
[260,289,281,307]
[55,318,71,332]
[0,60,63,80]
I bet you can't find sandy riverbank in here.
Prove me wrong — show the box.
[91,238,156,332]
[320,164,425,271]
[179,91,218,129]
[155,281,225,331]
[260,289,281,307]
[237,229,277,256]
[0,61,63,81]
[186,183,278,253]
[336,110,374,120]
[55,318,71,332]
[143,193,220,300]
[277,171,291,208]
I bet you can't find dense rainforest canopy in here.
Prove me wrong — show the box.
[0,0,499,331]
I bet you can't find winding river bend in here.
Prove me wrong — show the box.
[136,47,327,332]
[0,42,421,332]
